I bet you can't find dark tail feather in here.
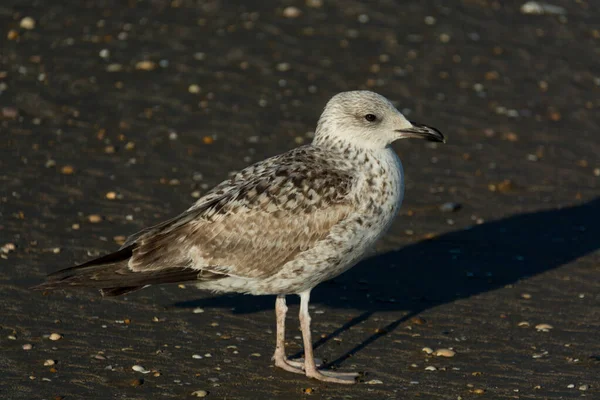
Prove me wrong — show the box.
[31,245,203,296]
[100,286,145,297]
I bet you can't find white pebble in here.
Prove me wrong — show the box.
[282,6,302,18]
[193,308,204,314]
[44,359,55,366]
[424,366,437,371]
[20,17,36,30]
[22,344,33,350]
[422,347,433,354]
[434,348,456,357]
[535,323,553,332]
[365,379,383,384]
[192,354,203,359]
[49,333,62,341]
[276,62,291,72]
[132,365,151,374]
[424,16,436,25]
[191,390,209,397]
[521,1,566,15]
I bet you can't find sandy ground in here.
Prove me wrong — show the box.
[1,0,599,398]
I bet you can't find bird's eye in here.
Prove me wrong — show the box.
[364,114,377,122]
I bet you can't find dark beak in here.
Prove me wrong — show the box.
[396,123,445,143]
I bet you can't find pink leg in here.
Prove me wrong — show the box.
[273,295,304,374]
[299,290,359,384]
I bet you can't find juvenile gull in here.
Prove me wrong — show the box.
[33,91,445,384]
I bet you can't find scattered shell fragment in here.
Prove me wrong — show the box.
[49,333,62,341]
[191,390,209,397]
[535,323,553,332]
[132,365,151,374]
[365,379,383,384]
[439,202,462,212]
[61,165,75,175]
[88,214,102,223]
[521,1,566,15]
[135,61,156,71]
[434,348,456,357]
[422,347,433,354]
[282,6,302,18]
[518,321,530,327]
[22,344,33,350]
[44,359,56,366]
[105,191,117,200]
[193,308,205,314]
[20,17,36,30]
[276,62,291,72]
[424,366,437,371]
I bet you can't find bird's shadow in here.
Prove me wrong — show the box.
[173,198,600,367]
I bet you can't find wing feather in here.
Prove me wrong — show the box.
[126,146,355,279]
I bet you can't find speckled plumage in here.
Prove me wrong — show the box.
[34,90,444,383]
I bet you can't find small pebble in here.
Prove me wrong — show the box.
[105,192,117,200]
[61,165,75,175]
[106,64,123,72]
[135,61,156,71]
[422,347,433,354]
[88,215,102,223]
[535,323,553,332]
[567,384,575,389]
[192,354,203,359]
[424,366,437,371]
[365,379,383,384]
[276,62,291,72]
[188,84,201,94]
[132,365,151,374]
[191,390,209,397]
[193,308,205,314]
[49,333,62,341]
[44,359,55,366]
[22,344,33,350]
[434,348,456,357]
[579,384,589,391]
[20,17,36,30]
[439,202,462,212]
[518,321,530,327]
[282,6,302,18]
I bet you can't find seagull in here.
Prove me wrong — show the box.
[33,90,445,384]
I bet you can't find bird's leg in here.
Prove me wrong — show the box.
[273,295,304,374]
[299,290,359,384]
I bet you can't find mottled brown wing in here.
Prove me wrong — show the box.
[126,147,355,280]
